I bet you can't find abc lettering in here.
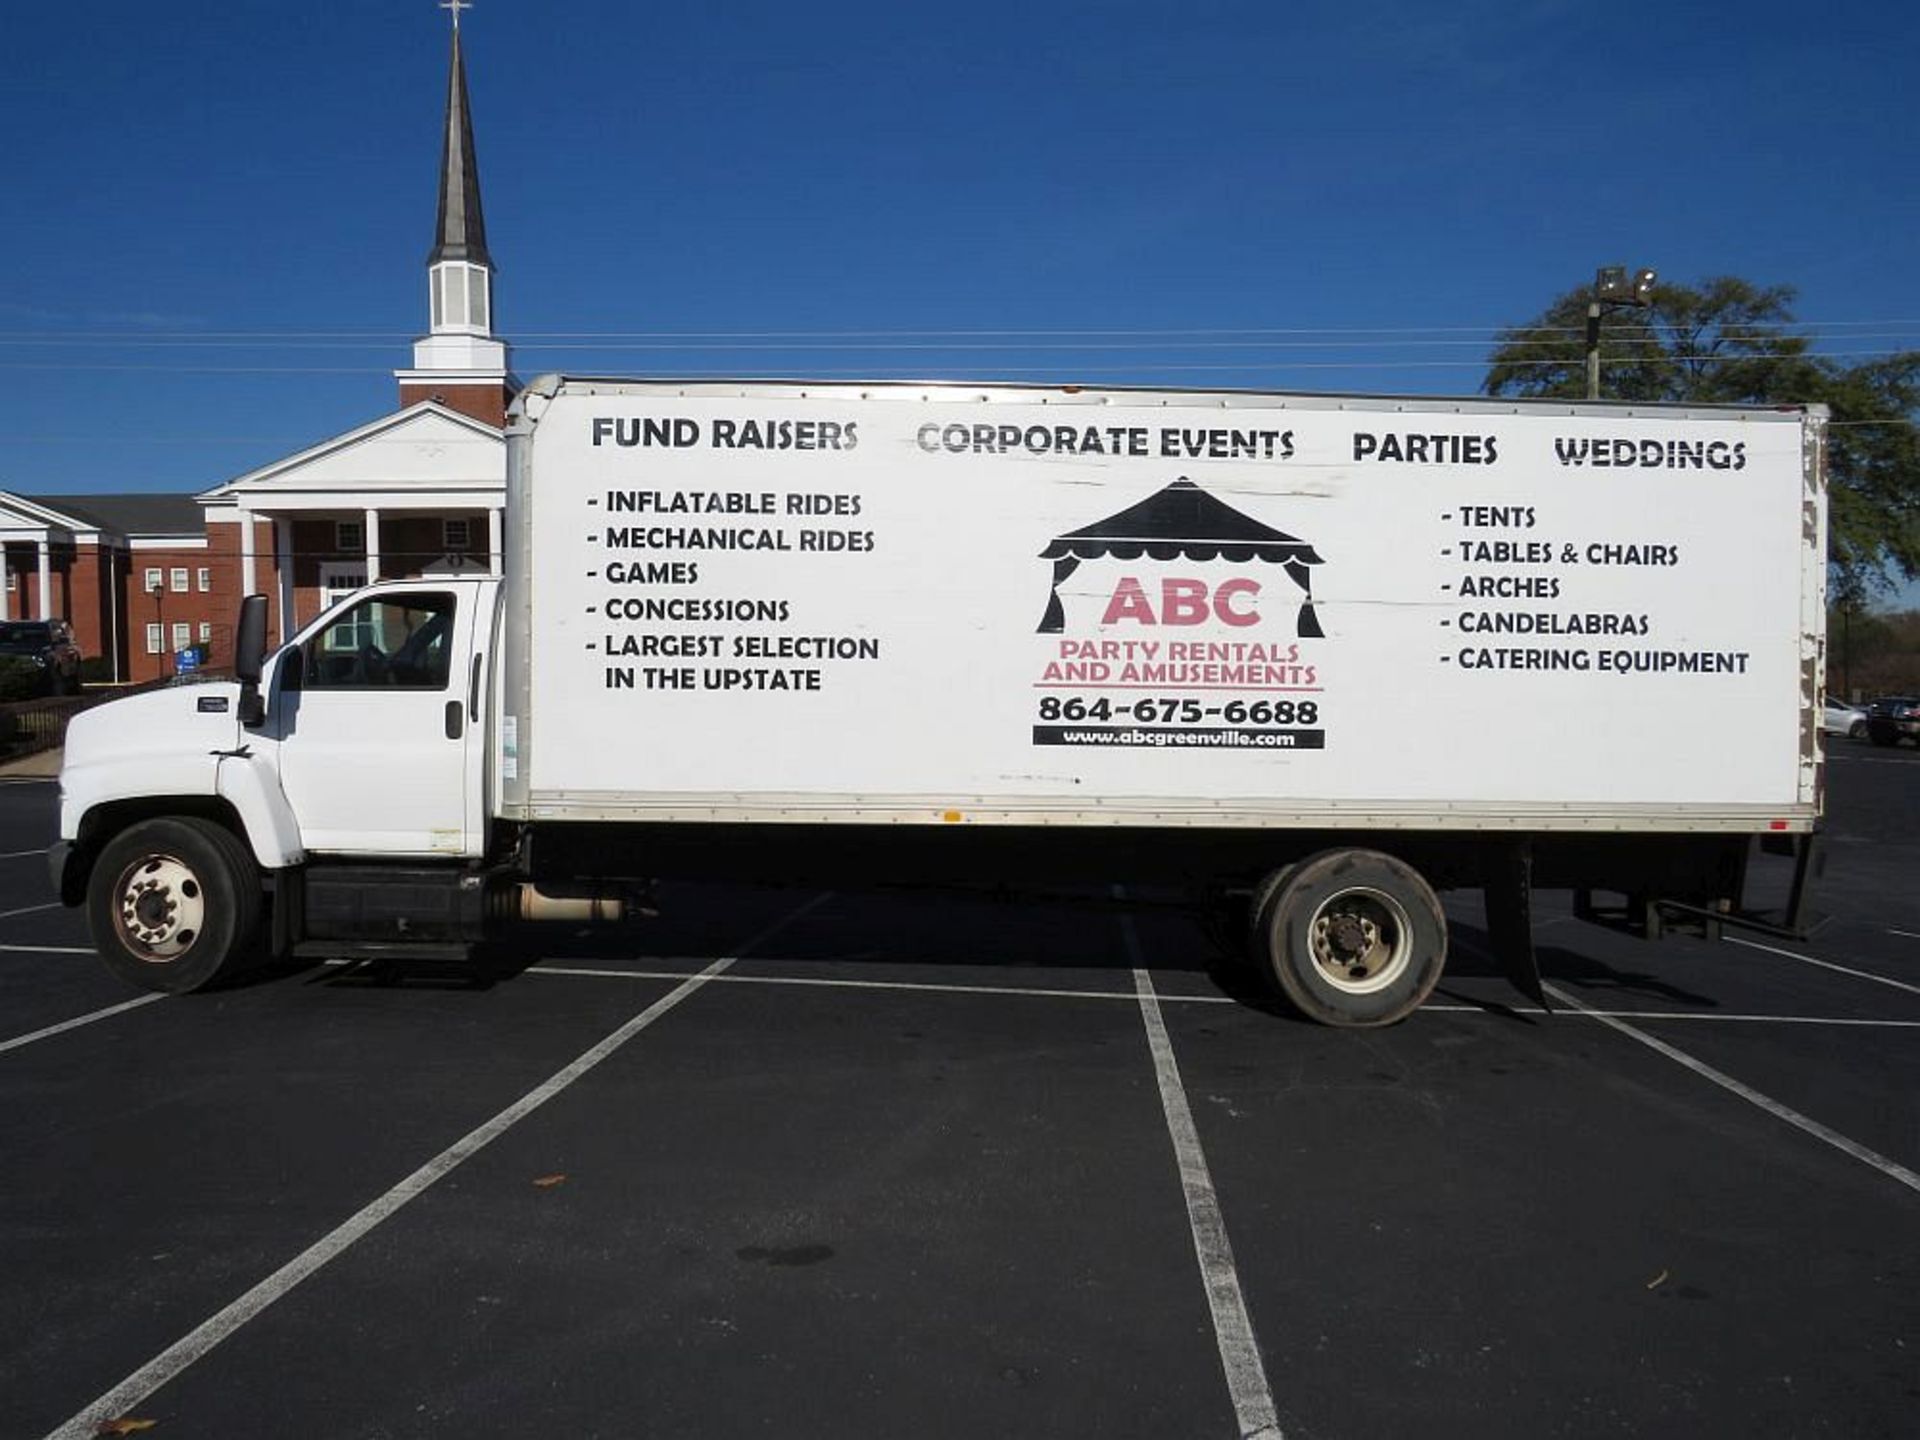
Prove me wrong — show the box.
[1101,577,1261,628]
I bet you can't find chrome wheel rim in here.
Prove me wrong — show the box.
[112,853,206,962]
[1307,886,1414,995]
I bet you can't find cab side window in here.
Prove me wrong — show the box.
[302,593,455,691]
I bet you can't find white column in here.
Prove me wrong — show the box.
[365,508,382,584]
[275,519,295,642]
[0,548,11,621]
[36,540,52,620]
[238,507,258,596]
[488,507,503,577]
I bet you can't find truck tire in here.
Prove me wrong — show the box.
[1255,849,1446,1027]
[1244,864,1298,958]
[87,818,263,994]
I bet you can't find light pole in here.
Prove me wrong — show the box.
[150,581,166,678]
[1585,265,1657,399]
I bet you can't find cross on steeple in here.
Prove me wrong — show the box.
[439,0,471,31]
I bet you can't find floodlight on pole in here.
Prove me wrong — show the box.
[1585,264,1658,400]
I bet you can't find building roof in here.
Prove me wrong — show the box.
[196,401,504,503]
[24,492,205,538]
[430,25,490,268]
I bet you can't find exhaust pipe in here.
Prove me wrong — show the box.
[502,883,656,925]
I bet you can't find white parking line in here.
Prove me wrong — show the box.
[1486,1009,1920,1028]
[1726,936,1920,997]
[0,901,60,920]
[524,962,1920,1027]
[1121,913,1281,1440]
[42,894,828,1440]
[0,943,95,955]
[1890,929,1920,941]
[1543,982,1920,1196]
[0,847,52,859]
[531,962,1240,1005]
[0,995,167,1055]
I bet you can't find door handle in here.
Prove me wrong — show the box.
[445,700,463,739]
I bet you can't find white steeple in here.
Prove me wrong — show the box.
[396,4,511,425]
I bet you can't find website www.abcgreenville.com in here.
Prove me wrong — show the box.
[1032,726,1325,749]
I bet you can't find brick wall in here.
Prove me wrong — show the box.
[126,545,230,683]
[397,381,510,428]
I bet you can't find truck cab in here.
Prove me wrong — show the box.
[54,579,502,991]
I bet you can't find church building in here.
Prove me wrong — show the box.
[0,17,511,684]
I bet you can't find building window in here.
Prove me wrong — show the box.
[172,622,191,651]
[444,518,471,551]
[197,567,211,592]
[144,567,163,593]
[336,521,364,552]
[145,623,163,655]
[170,567,189,593]
[198,622,212,641]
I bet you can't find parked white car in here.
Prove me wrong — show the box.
[1823,700,1869,739]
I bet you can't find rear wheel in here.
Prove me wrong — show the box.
[1848,720,1867,740]
[1255,849,1447,1027]
[86,818,262,994]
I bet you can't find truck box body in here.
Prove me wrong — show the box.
[503,378,1823,833]
[54,376,1828,1024]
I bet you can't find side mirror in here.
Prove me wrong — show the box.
[235,594,269,726]
[235,595,268,684]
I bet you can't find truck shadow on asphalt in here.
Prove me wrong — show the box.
[245,890,1721,1025]
[1437,921,1721,1020]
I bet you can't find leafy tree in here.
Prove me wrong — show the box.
[1483,276,1920,603]
[1828,604,1920,696]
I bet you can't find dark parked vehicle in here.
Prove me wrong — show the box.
[1864,695,1920,748]
[0,619,82,696]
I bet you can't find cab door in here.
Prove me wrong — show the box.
[273,585,481,856]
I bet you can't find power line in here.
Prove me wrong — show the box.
[0,348,1913,378]
[1,319,1919,343]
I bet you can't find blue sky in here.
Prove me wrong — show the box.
[4,0,1917,602]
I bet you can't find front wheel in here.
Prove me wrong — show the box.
[1255,849,1447,1027]
[86,818,263,993]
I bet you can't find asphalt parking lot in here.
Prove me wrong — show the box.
[2,745,1917,1439]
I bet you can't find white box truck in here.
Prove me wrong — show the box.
[52,378,1828,1025]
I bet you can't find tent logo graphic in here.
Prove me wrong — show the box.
[1036,477,1325,638]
